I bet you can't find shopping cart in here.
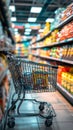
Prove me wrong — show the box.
[5,53,58,129]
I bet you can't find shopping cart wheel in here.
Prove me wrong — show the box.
[7,117,15,128]
[39,102,44,111]
[45,118,52,127]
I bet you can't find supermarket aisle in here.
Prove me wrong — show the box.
[6,91,73,130]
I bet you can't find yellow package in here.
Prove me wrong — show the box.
[70,75,73,94]
[32,70,48,89]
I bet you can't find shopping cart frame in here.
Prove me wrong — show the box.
[4,52,58,129]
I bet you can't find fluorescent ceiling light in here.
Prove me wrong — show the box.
[24,32,30,35]
[14,28,18,32]
[25,23,30,28]
[11,17,16,21]
[39,29,44,32]
[14,32,19,35]
[9,5,15,12]
[30,7,42,13]
[45,18,54,23]
[25,28,31,32]
[28,17,37,22]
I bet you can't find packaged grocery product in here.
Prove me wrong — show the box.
[69,45,73,60]
[51,29,59,43]
[0,86,6,113]
[70,75,73,94]
[57,66,62,85]
[43,22,50,36]
[57,66,71,85]
[66,73,71,91]
[52,8,65,27]
[58,21,73,41]
[45,36,52,45]
[69,67,73,73]
[56,47,61,59]
[32,70,48,89]
[61,3,73,21]
[61,46,68,59]
[61,72,66,88]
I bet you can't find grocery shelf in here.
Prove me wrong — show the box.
[31,30,53,45]
[57,83,73,105]
[43,56,73,66]
[31,38,73,49]
[31,15,73,45]
[0,0,15,44]
[0,69,7,84]
[31,54,73,66]
[56,15,73,29]
[31,54,38,57]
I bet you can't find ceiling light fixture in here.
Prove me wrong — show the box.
[24,32,30,35]
[39,29,44,32]
[14,32,19,35]
[30,7,42,13]
[28,17,37,22]
[11,17,16,21]
[14,28,18,32]
[25,28,31,32]
[25,23,30,28]
[45,18,54,23]
[9,5,15,12]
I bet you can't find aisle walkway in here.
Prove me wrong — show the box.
[6,91,73,130]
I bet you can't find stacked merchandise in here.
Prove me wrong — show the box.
[60,3,73,22]
[42,44,73,61]
[15,43,28,57]
[42,28,59,46]
[32,43,73,62]
[51,3,73,29]
[28,54,37,62]
[31,3,73,61]
[35,3,73,47]
[57,21,73,41]
[51,8,65,30]
[43,22,50,35]
[0,54,10,122]
[37,20,73,47]
[57,66,73,94]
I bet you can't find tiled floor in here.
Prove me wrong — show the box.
[6,91,73,130]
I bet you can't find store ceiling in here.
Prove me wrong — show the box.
[10,0,72,37]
